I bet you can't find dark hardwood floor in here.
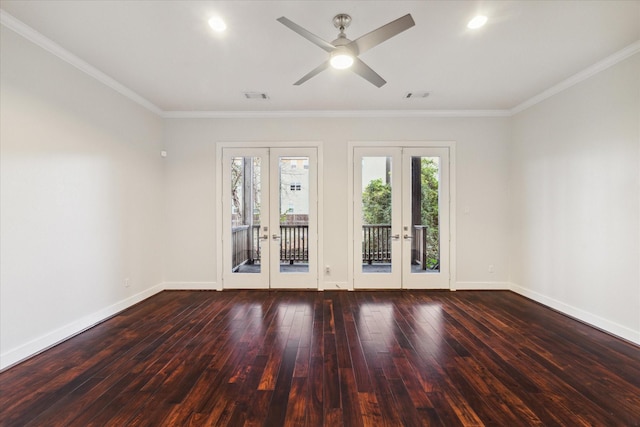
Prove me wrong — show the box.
[1,290,639,426]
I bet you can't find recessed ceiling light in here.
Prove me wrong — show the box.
[208,16,227,32]
[467,15,488,29]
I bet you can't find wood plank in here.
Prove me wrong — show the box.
[0,290,638,426]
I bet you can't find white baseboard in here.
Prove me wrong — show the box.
[0,283,165,371]
[510,283,640,345]
[162,282,219,291]
[322,282,350,291]
[455,281,512,290]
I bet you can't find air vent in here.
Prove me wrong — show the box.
[243,92,270,100]
[405,91,430,99]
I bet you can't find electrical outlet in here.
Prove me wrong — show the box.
[325,265,331,274]
[488,265,495,273]
[124,278,130,288]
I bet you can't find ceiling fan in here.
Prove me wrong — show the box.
[277,13,415,88]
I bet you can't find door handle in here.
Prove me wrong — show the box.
[404,234,413,240]
[391,234,400,240]
[272,234,281,240]
[258,234,268,240]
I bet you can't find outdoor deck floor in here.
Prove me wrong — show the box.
[236,264,437,274]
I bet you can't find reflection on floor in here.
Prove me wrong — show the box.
[235,263,438,274]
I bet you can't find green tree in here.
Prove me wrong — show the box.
[420,158,439,268]
[362,178,391,224]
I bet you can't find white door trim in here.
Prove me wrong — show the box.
[216,141,324,291]
[347,141,457,291]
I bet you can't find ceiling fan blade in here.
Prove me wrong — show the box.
[351,58,386,88]
[277,17,335,53]
[294,60,330,85]
[349,14,415,55]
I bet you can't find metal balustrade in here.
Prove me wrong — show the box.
[231,225,255,270]
[231,224,434,271]
[362,225,392,264]
[279,225,308,263]
[231,224,309,269]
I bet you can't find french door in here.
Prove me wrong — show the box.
[222,147,318,289]
[353,146,450,289]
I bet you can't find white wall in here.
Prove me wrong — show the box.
[0,27,165,368]
[510,54,640,343]
[162,116,511,290]
[5,11,635,371]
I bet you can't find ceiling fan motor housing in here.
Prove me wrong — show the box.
[333,14,352,30]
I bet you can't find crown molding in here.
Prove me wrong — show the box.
[511,39,640,115]
[0,9,163,116]
[2,10,637,120]
[162,109,512,119]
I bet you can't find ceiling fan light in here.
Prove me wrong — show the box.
[467,15,488,29]
[330,51,354,69]
[208,16,227,32]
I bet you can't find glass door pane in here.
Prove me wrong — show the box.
[277,156,309,273]
[222,148,270,289]
[361,156,393,274]
[230,156,262,274]
[408,156,440,274]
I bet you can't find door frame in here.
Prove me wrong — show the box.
[216,141,324,291]
[347,141,457,290]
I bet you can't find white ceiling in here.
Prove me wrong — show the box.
[1,1,639,114]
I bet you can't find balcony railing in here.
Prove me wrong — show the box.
[361,225,431,269]
[231,224,308,270]
[231,224,435,271]
[362,225,392,264]
[279,225,308,264]
[231,225,258,270]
